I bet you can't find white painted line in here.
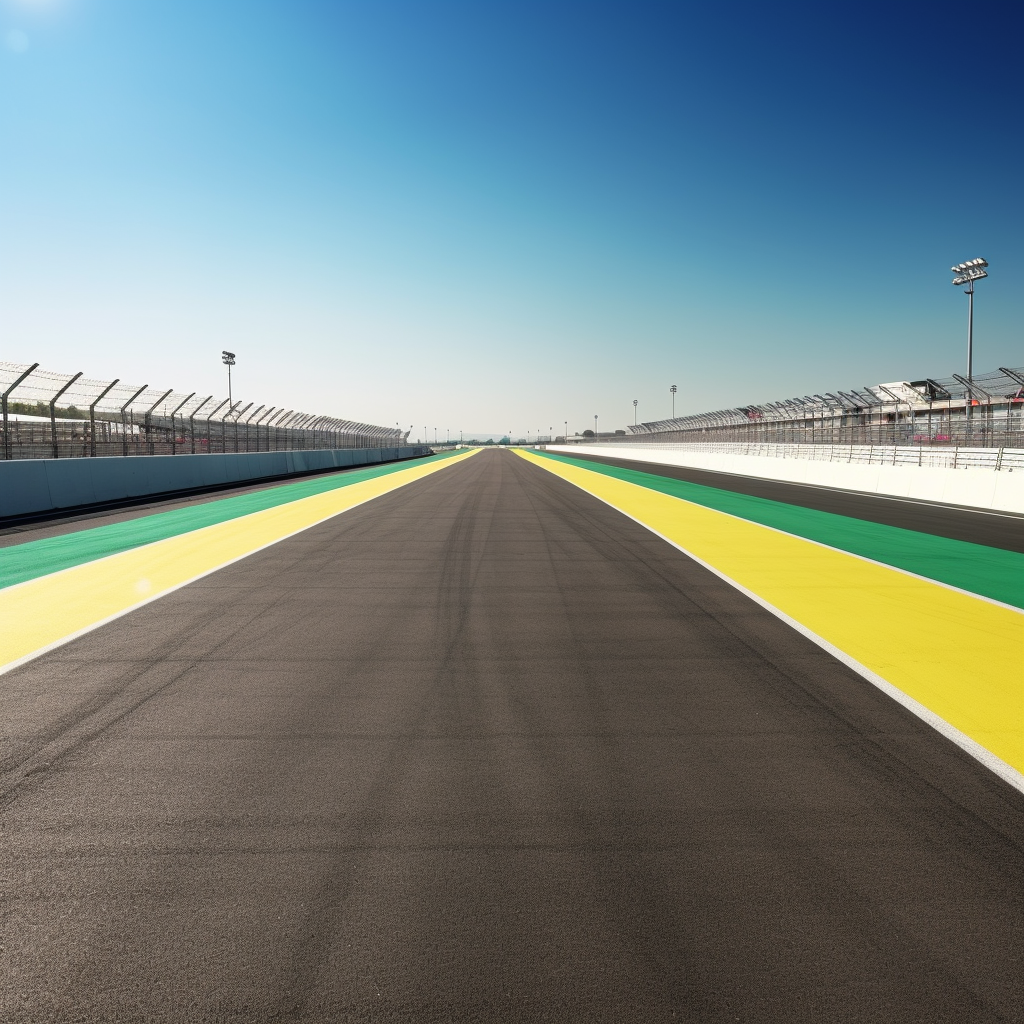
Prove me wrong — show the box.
[536,453,1024,616]
[555,447,1024,519]
[529,456,1024,796]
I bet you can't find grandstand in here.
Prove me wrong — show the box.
[625,366,1024,448]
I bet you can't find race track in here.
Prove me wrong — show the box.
[2,447,1022,1022]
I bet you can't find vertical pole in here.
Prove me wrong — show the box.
[189,397,213,454]
[167,393,195,456]
[966,281,974,434]
[120,386,148,457]
[88,379,120,458]
[49,373,83,459]
[143,389,173,456]
[2,363,40,461]
[206,400,229,453]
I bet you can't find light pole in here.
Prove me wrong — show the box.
[633,399,638,426]
[594,414,598,439]
[221,351,236,406]
[671,384,677,418]
[952,258,988,430]
[564,420,568,442]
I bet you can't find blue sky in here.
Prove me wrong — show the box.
[1,0,1020,438]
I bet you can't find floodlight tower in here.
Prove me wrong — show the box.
[670,384,677,418]
[221,351,236,406]
[633,399,638,426]
[951,258,988,426]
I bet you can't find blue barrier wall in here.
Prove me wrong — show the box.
[0,447,431,519]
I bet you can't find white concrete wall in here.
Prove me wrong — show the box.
[545,445,1024,514]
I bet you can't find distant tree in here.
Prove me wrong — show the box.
[614,429,626,435]
[582,429,594,437]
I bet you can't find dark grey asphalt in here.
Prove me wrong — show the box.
[560,448,1024,552]
[2,448,1022,1022]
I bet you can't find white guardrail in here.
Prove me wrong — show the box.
[546,443,1024,514]
[600,442,1024,472]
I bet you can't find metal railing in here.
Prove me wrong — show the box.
[621,365,1024,448]
[572,441,1024,472]
[1,362,407,460]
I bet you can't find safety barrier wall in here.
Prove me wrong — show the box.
[546,444,1024,514]
[0,446,430,520]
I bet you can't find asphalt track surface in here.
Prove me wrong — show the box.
[2,448,1022,1022]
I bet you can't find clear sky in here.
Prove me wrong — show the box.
[2,0,1020,439]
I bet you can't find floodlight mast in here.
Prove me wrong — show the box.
[951,258,988,429]
[221,351,236,407]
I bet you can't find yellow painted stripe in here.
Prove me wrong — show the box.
[518,449,1024,780]
[0,449,479,674]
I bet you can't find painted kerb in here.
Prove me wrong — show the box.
[547,445,1024,514]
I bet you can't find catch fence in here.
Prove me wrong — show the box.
[1,362,405,460]
[623,365,1024,448]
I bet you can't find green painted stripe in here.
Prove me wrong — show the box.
[1,450,464,591]
[532,449,1024,610]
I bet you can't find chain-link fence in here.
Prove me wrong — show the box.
[1,362,406,460]
[620,365,1024,448]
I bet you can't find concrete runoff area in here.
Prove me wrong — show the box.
[1,448,1021,1022]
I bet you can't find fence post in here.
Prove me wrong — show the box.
[255,407,276,452]
[119,386,148,457]
[205,400,230,454]
[88,379,120,457]
[48,372,83,459]
[143,389,173,456]
[187,397,212,454]
[1,363,40,461]
[233,402,252,452]
[242,404,264,453]
[167,393,195,456]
